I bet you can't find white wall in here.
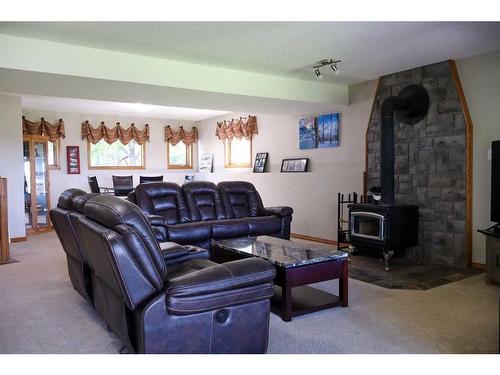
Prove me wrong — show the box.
[457,49,500,264]
[195,80,377,239]
[22,80,375,242]
[0,93,25,239]
[21,109,197,209]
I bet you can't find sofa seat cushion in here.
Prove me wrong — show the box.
[209,219,249,239]
[166,222,212,244]
[247,215,283,236]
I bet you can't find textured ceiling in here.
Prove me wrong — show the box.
[1,22,500,84]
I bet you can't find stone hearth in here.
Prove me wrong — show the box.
[365,61,469,267]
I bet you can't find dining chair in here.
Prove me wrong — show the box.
[87,176,114,195]
[112,175,134,196]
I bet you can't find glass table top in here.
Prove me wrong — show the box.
[212,236,348,268]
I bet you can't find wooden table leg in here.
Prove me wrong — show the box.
[281,285,293,322]
[339,260,348,307]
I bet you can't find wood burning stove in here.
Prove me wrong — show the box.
[349,203,419,270]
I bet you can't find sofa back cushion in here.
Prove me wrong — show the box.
[218,181,264,218]
[73,194,168,310]
[134,182,190,224]
[50,188,88,262]
[183,181,226,221]
[84,195,167,281]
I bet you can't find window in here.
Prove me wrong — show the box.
[88,139,145,169]
[224,138,252,168]
[47,139,60,169]
[167,142,193,169]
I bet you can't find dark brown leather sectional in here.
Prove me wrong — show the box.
[50,188,277,354]
[127,181,293,249]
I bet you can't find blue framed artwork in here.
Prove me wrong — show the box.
[299,117,317,149]
[317,113,340,148]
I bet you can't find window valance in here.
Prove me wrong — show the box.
[22,116,65,142]
[164,125,198,146]
[215,115,258,141]
[81,121,150,145]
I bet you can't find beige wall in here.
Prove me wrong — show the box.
[22,109,197,209]
[457,49,500,264]
[0,93,24,239]
[23,80,376,242]
[195,80,378,239]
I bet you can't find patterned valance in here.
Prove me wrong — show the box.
[81,121,150,145]
[164,125,198,146]
[22,116,65,142]
[215,115,258,141]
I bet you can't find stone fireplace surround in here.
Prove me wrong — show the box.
[365,60,472,267]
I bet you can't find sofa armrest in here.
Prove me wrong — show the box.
[159,242,190,261]
[165,258,275,315]
[146,214,168,227]
[145,214,168,241]
[261,206,293,217]
[166,258,275,297]
[161,243,210,265]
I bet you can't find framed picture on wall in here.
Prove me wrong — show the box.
[66,146,80,174]
[280,158,309,173]
[253,152,268,173]
[199,154,213,173]
[299,117,317,149]
[317,113,340,148]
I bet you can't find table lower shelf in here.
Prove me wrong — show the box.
[270,285,341,320]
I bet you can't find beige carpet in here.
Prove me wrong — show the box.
[0,232,499,354]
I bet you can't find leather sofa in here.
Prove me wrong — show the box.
[51,189,276,354]
[127,181,293,249]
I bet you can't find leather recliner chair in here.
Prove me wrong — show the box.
[184,181,250,240]
[51,189,210,306]
[218,181,293,239]
[128,181,293,247]
[69,194,276,353]
[133,182,213,248]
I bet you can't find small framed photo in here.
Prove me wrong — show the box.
[281,158,309,173]
[253,152,268,173]
[66,146,80,174]
[199,154,213,173]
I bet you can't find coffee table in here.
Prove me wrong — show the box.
[211,236,349,322]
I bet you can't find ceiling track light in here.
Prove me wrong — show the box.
[313,59,341,79]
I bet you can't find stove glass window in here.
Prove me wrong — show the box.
[351,212,385,240]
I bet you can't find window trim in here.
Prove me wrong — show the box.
[167,142,193,170]
[224,137,252,168]
[87,140,146,170]
[47,138,61,170]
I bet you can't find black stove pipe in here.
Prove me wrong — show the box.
[379,85,430,205]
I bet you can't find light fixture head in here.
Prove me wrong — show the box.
[313,58,341,78]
